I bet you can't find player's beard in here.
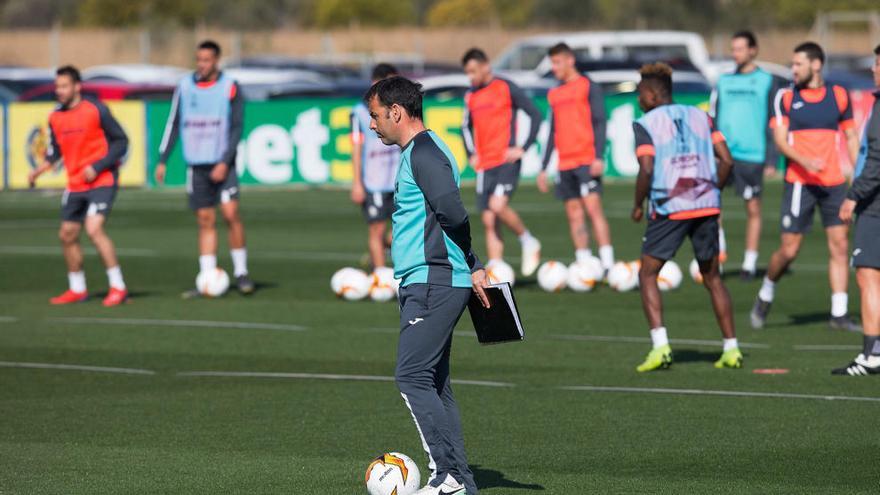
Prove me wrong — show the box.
[794,69,813,89]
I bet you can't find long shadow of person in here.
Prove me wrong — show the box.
[471,464,545,491]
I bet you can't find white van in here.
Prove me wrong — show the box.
[494,30,711,82]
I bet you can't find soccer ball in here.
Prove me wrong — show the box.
[608,261,639,292]
[365,452,421,495]
[485,259,515,286]
[370,267,398,302]
[537,261,569,292]
[658,260,683,291]
[567,257,603,292]
[689,258,703,284]
[196,268,230,297]
[330,267,371,301]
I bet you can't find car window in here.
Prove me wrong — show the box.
[496,44,547,71]
[601,44,690,63]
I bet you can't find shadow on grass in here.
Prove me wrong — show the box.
[673,349,720,364]
[472,465,545,491]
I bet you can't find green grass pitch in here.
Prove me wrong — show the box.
[0,181,877,494]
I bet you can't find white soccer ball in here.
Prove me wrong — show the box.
[658,260,683,291]
[365,452,421,495]
[485,259,515,286]
[331,267,371,301]
[689,258,703,284]
[537,261,569,292]
[567,257,603,292]
[608,261,639,292]
[196,268,230,297]
[370,267,398,302]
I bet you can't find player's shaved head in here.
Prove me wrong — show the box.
[637,63,673,112]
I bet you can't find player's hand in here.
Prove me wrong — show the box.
[839,198,857,224]
[155,163,166,185]
[503,146,525,164]
[803,158,824,173]
[469,154,480,169]
[472,269,491,309]
[82,166,97,183]
[210,162,228,183]
[631,205,643,223]
[536,171,549,193]
[591,159,605,177]
[350,182,366,204]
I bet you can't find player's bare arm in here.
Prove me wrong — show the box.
[632,155,653,222]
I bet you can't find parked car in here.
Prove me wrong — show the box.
[0,66,54,102]
[81,64,189,85]
[18,81,174,102]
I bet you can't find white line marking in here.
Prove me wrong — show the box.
[549,334,770,349]
[177,371,514,388]
[561,385,880,403]
[0,246,157,257]
[0,361,155,375]
[48,317,307,332]
[0,316,18,323]
[793,345,861,351]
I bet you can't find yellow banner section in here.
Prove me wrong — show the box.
[6,101,146,190]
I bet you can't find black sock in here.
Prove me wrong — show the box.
[863,335,880,357]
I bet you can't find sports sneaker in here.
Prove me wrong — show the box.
[829,315,862,333]
[102,287,128,307]
[636,344,673,372]
[831,354,880,376]
[49,289,88,305]
[714,348,743,369]
[414,474,467,494]
[237,274,255,295]
[521,238,541,277]
[750,296,772,329]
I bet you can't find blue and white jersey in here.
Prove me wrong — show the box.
[634,104,722,218]
[393,130,479,288]
[352,102,400,193]
[175,73,234,165]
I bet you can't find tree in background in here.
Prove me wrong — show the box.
[426,0,534,27]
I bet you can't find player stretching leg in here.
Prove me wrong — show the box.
[833,44,880,375]
[538,43,615,273]
[461,48,542,276]
[156,40,254,295]
[350,63,401,270]
[750,42,861,331]
[710,30,778,280]
[365,76,489,495]
[28,66,129,307]
[631,63,741,372]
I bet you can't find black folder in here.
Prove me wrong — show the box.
[467,282,524,345]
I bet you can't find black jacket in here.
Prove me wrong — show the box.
[848,92,880,218]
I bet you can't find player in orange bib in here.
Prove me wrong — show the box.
[537,42,615,273]
[751,42,861,331]
[28,66,129,306]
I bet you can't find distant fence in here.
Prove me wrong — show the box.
[2,90,875,191]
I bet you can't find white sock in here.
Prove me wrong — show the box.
[106,266,126,290]
[742,250,758,272]
[575,248,593,263]
[758,277,775,302]
[718,228,727,253]
[68,271,86,293]
[650,327,669,349]
[518,230,535,245]
[831,292,848,318]
[723,338,739,352]
[598,245,615,270]
[231,248,248,277]
[199,254,217,273]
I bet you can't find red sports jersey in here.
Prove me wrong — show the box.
[47,98,128,192]
[547,76,600,171]
[771,85,854,186]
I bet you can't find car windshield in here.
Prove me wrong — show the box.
[495,44,549,71]
[601,44,690,64]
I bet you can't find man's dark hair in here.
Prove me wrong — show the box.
[639,62,673,97]
[363,76,423,120]
[461,48,489,67]
[197,40,222,57]
[56,65,81,83]
[371,63,399,81]
[732,30,757,48]
[874,44,880,56]
[794,41,825,64]
[548,42,575,57]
